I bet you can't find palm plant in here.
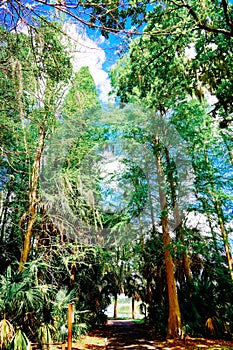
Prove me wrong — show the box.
[12,330,30,350]
[0,261,54,348]
[0,319,14,349]
[51,287,89,341]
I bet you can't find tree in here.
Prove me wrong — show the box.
[1,0,233,41]
[110,1,233,125]
[173,100,233,281]
[109,0,233,333]
[64,66,100,114]
[111,54,187,337]
[18,24,72,268]
[0,23,72,269]
[40,64,105,249]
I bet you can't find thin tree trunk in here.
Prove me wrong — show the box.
[0,189,11,244]
[132,297,135,319]
[155,266,163,306]
[155,137,182,338]
[113,293,118,318]
[145,170,155,229]
[164,147,192,284]
[19,125,46,270]
[194,191,219,253]
[192,153,220,254]
[214,197,233,280]
[204,150,233,280]
[147,277,153,308]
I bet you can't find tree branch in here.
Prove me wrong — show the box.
[222,0,233,32]
[180,0,233,37]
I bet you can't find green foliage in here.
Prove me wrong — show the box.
[0,21,72,271]
[12,330,30,350]
[64,67,100,114]
[119,160,149,217]
[0,319,14,349]
[1,0,233,341]
[110,2,233,335]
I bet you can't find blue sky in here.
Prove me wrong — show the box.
[61,22,118,103]
[1,0,233,102]
[0,0,129,103]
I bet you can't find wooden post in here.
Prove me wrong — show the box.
[68,303,73,350]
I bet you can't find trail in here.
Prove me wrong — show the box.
[107,320,156,349]
[105,320,233,350]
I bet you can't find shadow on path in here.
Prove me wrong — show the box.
[107,320,156,350]
[105,320,233,350]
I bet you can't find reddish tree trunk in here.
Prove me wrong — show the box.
[155,137,182,338]
[132,297,135,319]
[113,293,118,318]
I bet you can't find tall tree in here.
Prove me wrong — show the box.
[0,23,72,268]
[173,100,233,280]
[40,65,104,246]
[154,135,182,337]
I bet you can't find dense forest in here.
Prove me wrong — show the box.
[0,0,233,347]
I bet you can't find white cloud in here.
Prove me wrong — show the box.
[63,23,112,103]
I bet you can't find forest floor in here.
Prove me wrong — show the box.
[72,320,233,350]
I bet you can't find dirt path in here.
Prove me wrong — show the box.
[73,320,233,349]
[106,320,158,349]
[106,320,233,350]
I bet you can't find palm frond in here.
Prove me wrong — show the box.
[0,319,15,348]
[12,330,30,350]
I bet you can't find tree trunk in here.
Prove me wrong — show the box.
[164,147,192,284]
[113,293,118,318]
[0,189,11,244]
[203,150,233,280]
[19,126,46,270]
[147,277,153,308]
[132,297,135,319]
[155,137,182,338]
[145,170,156,229]
[155,266,163,306]
[214,197,233,280]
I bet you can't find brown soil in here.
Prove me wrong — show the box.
[72,320,233,350]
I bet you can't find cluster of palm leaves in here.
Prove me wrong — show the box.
[0,261,88,350]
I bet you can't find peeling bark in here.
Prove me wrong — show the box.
[155,137,182,338]
[19,126,46,270]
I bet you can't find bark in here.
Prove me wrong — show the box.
[164,147,192,284]
[155,137,182,338]
[132,297,135,319]
[19,125,46,270]
[113,293,118,318]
